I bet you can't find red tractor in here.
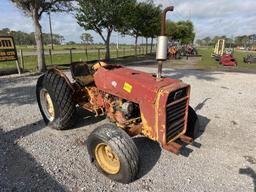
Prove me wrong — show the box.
[219,54,237,66]
[36,6,200,183]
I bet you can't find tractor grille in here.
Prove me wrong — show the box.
[166,88,188,142]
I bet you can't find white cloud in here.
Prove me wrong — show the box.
[1,0,256,42]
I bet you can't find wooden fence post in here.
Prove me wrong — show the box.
[15,60,21,75]
[85,47,88,61]
[69,49,73,64]
[123,48,125,57]
[116,48,119,58]
[49,49,53,65]
[98,49,101,61]
[19,49,24,70]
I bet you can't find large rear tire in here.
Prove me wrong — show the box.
[87,124,139,184]
[36,72,76,130]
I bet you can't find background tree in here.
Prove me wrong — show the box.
[80,32,93,49]
[248,34,256,45]
[203,37,211,47]
[121,2,150,56]
[166,21,178,40]
[195,39,203,46]
[211,36,225,45]
[0,28,64,46]
[66,41,77,45]
[76,0,135,61]
[167,20,195,44]
[167,21,195,44]
[195,34,256,47]
[235,35,249,47]
[139,1,161,54]
[43,33,65,45]
[10,0,73,72]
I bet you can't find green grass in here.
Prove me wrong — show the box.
[15,44,143,52]
[195,48,217,69]
[0,48,142,71]
[3,46,255,73]
[196,47,256,71]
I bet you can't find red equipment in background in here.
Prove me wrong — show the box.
[219,54,237,66]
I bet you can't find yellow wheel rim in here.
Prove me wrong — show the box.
[95,143,120,174]
[45,92,55,118]
[40,89,55,121]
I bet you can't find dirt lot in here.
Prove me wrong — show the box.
[0,66,256,192]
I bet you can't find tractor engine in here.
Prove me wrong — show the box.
[91,88,140,126]
[75,83,141,134]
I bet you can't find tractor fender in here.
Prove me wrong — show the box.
[47,68,75,93]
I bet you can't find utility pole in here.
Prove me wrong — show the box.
[48,12,54,50]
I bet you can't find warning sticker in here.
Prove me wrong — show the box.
[123,82,132,93]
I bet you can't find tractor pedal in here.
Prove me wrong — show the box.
[180,135,193,144]
[163,142,182,155]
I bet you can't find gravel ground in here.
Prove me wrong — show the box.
[0,67,256,192]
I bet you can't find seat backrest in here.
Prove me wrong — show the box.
[70,62,94,86]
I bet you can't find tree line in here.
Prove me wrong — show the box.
[9,0,195,72]
[166,20,195,44]
[0,28,65,46]
[196,34,256,47]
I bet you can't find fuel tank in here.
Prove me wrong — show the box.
[93,65,183,104]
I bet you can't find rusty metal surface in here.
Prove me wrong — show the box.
[162,141,182,154]
[180,135,193,144]
[160,6,174,36]
[156,84,190,146]
[93,65,191,147]
[127,124,142,137]
[93,66,180,104]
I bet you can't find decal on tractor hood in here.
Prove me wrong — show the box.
[111,81,117,88]
[123,82,132,93]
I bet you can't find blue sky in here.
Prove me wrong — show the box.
[0,0,256,44]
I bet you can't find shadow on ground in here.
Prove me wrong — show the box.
[163,69,222,81]
[179,114,210,157]
[239,167,256,192]
[0,75,38,106]
[0,121,67,191]
[0,84,36,105]
[72,108,106,129]
[133,109,210,175]
[133,137,161,179]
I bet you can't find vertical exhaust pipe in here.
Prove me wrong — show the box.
[156,6,174,79]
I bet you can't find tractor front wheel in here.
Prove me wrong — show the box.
[36,72,76,130]
[87,124,139,184]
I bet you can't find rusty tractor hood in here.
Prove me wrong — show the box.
[94,65,186,104]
